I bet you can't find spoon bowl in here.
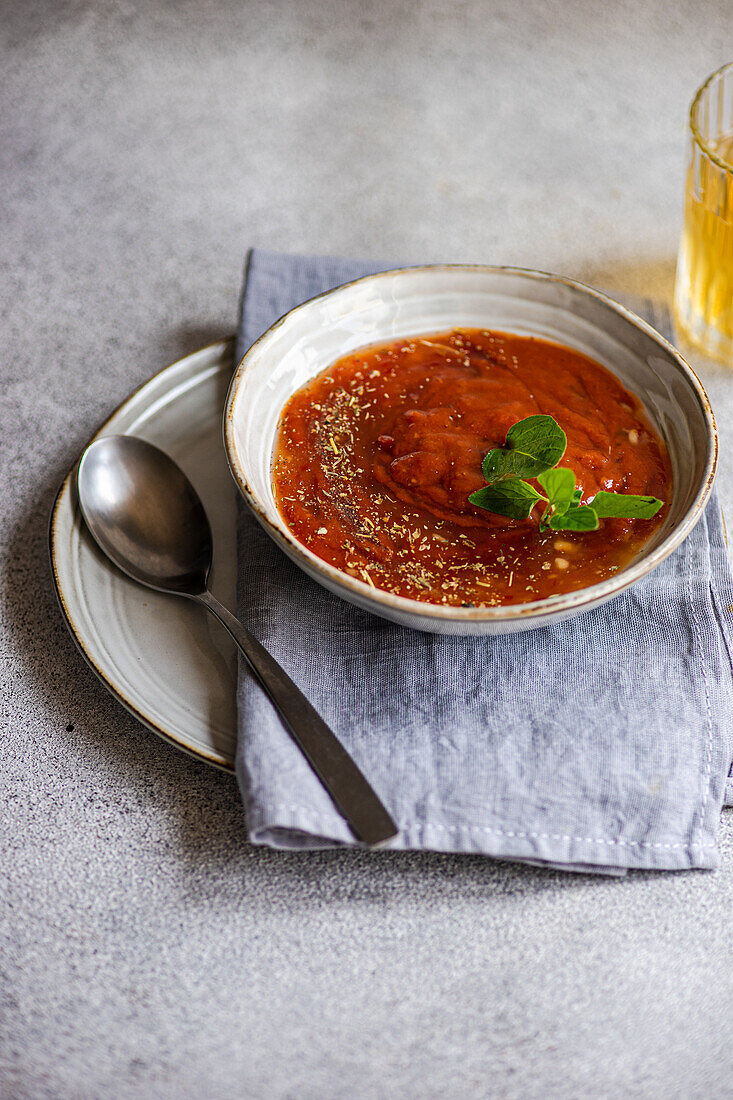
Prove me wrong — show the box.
[78,436,212,595]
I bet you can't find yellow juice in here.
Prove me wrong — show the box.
[675,133,733,361]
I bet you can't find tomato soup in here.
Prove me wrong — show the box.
[272,330,671,606]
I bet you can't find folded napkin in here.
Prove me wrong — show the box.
[235,248,733,873]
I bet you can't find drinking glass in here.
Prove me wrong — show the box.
[674,63,733,362]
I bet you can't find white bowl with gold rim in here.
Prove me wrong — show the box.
[224,265,717,635]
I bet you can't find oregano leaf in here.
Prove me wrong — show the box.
[548,504,600,531]
[537,466,576,517]
[590,491,663,519]
[469,480,544,521]
[482,414,567,482]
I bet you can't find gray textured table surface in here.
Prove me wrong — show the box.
[3,3,733,1097]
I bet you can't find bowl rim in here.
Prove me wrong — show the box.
[223,263,718,625]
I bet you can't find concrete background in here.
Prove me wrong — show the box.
[2,2,733,1096]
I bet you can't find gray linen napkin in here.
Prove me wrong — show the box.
[236,248,733,873]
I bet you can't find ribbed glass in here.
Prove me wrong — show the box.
[674,63,733,362]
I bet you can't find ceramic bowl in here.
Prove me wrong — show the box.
[224,265,717,635]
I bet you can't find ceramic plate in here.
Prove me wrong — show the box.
[50,339,238,770]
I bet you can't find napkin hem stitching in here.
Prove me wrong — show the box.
[689,534,714,847]
[254,805,717,850]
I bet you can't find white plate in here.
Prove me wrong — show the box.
[50,339,238,770]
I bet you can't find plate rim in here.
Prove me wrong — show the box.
[49,336,237,772]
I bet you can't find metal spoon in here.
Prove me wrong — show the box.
[76,434,397,847]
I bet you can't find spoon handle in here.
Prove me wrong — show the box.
[195,589,398,847]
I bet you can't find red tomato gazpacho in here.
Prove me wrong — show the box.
[272,329,671,606]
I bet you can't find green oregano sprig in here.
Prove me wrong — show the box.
[468,414,663,532]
